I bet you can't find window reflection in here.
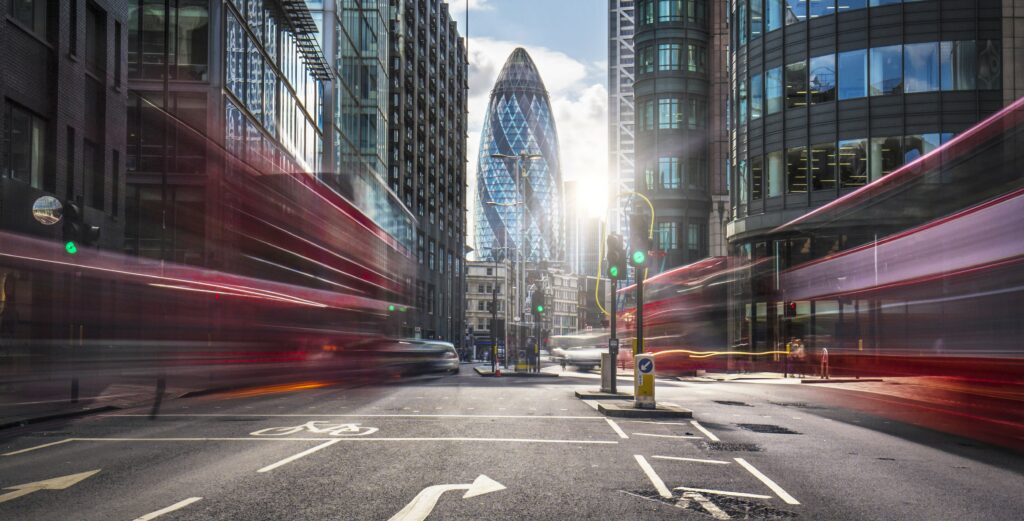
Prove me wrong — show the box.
[809,54,836,103]
[808,0,834,18]
[766,67,783,114]
[786,146,808,193]
[785,0,806,24]
[903,133,941,163]
[767,150,784,197]
[837,49,867,100]
[659,157,681,189]
[639,45,655,74]
[751,0,763,39]
[751,155,764,201]
[903,42,940,93]
[940,41,975,91]
[751,73,763,119]
[870,45,902,96]
[785,60,807,108]
[658,43,681,71]
[658,98,681,129]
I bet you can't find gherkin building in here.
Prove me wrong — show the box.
[475,48,563,263]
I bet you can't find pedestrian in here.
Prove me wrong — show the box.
[792,339,807,377]
[820,347,830,379]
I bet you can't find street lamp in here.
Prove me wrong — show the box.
[489,151,542,369]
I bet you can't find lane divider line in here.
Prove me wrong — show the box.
[605,418,629,439]
[634,455,673,499]
[72,437,622,444]
[690,420,721,442]
[132,497,203,521]
[1,438,74,456]
[632,433,702,440]
[258,439,341,473]
[734,458,801,505]
[625,421,691,426]
[675,486,772,499]
[652,455,730,465]
[105,413,605,420]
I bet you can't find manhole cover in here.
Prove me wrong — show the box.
[737,423,801,435]
[713,495,800,519]
[703,441,762,452]
[714,400,752,407]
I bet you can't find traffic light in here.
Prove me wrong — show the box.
[628,212,651,268]
[486,301,495,314]
[62,201,100,254]
[530,289,546,317]
[606,233,625,280]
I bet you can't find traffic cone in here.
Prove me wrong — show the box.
[495,369,501,377]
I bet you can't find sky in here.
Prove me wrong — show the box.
[446,0,609,253]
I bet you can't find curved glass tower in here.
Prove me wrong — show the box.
[475,48,563,262]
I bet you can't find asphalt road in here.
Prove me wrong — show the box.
[0,367,1021,520]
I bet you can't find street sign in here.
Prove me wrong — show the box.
[634,354,655,409]
[638,357,654,374]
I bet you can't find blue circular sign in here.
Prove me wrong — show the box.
[638,358,654,374]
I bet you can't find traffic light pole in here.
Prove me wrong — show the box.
[491,287,498,373]
[609,278,618,394]
[635,275,644,355]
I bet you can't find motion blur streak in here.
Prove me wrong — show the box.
[218,381,334,399]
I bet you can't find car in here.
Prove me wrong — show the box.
[560,346,606,372]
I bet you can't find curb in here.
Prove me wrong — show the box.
[0,405,120,431]
[801,378,884,384]
[574,390,633,400]
[597,401,693,419]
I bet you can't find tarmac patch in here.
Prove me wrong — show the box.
[737,424,801,435]
[714,400,753,407]
[703,441,762,452]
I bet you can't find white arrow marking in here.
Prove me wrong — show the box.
[387,475,506,521]
[0,469,100,504]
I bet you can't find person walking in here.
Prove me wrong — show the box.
[820,347,830,379]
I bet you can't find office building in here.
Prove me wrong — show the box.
[608,0,636,235]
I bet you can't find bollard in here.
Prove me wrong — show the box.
[634,354,656,409]
[600,352,613,393]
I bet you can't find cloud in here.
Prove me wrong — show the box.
[465,37,608,253]
[446,0,494,19]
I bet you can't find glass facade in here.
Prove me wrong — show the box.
[475,48,563,263]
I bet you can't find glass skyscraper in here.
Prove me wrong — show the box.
[475,48,563,263]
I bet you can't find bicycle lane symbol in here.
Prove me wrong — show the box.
[250,421,379,437]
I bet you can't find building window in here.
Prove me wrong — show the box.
[750,73,763,119]
[644,164,656,191]
[940,41,976,91]
[687,97,706,129]
[786,146,808,193]
[751,155,763,201]
[767,150,783,197]
[659,157,680,189]
[687,151,707,188]
[870,45,903,96]
[83,140,104,210]
[766,67,783,114]
[129,0,209,81]
[656,221,678,250]
[175,0,209,80]
[658,98,681,129]
[639,45,655,74]
[687,44,706,73]
[869,136,902,181]
[751,0,763,39]
[66,127,76,197]
[903,133,941,164]
[738,160,748,205]
[904,42,940,93]
[809,54,836,103]
[658,43,681,71]
[658,0,682,22]
[810,142,836,191]
[642,100,655,130]
[9,0,47,37]
[809,0,834,18]
[686,222,702,259]
[111,150,120,215]
[738,77,748,123]
[86,3,107,76]
[226,13,246,98]
[738,0,747,46]
[114,21,123,87]
[838,138,868,188]
[785,60,807,108]
[838,49,867,100]
[69,0,78,55]
[5,104,46,189]
[840,0,867,8]
[765,0,782,32]
[687,0,707,25]
[785,0,806,24]
[638,0,655,25]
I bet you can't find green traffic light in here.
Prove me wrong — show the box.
[388,304,396,312]
[609,265,619,278]
[65,241,78,255]
[632,250,646,264]
[536,305,544,313]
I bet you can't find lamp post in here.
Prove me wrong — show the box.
[490,151,541,367]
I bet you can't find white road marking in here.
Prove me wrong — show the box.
[602,415,626,436]
[132,497,203,520]
[681,491,731,519]
[63,437,620,445]
[632,433,702,440]
[0,470,100,504]
[625,421,691,426]
[675,487,772,499]
[734,458,801,505]
[690,420,721,442]
[106,413,602,420]
[634,455,673,499]
[652,455,730,465]
[387,475,505,521]
[258,439,341,473]
[1,438,74,456]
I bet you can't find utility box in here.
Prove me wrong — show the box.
[634,354,655,409]
[600,352,613,393]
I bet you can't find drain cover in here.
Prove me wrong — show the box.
[713,495,800,519]
[737,423,801,434]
